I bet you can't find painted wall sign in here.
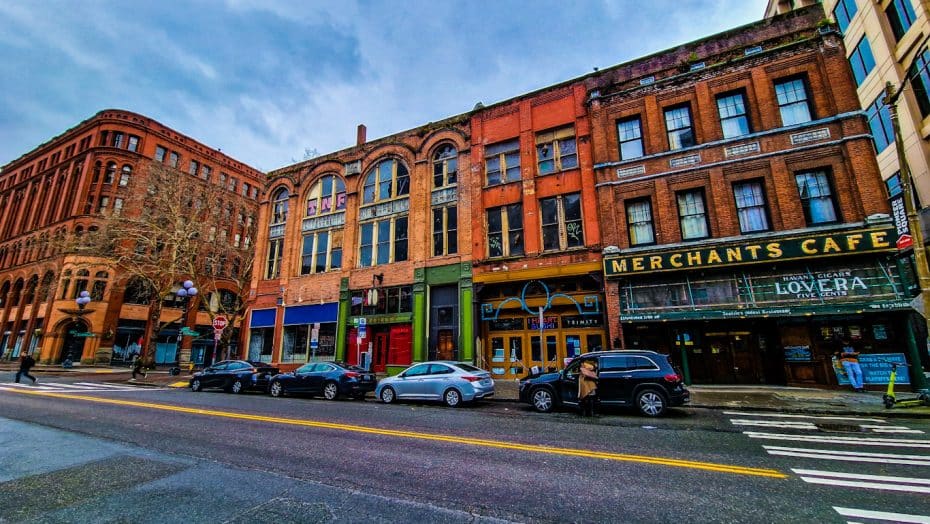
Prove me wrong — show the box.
[604,227,894,277]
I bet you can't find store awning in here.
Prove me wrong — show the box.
[250,308,277,328]
[283,303,338,325]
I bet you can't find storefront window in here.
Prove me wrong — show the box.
[350,285,414,316]
[248,327,274,363]
[282,323,337,362]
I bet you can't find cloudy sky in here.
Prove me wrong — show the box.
[0,0,768,172]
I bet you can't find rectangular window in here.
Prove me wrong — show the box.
[394,216,408,262]
[359,223,373,267]
[617,116,644,160]
[486,204,524,258]
[796,170,839,225]
[716,91,750,139]
[111,132,124,148]
[169,151,180,168]
[887,0,917,41]
[485,139,521,186]
[189,160,200,176]
[733,181,770,233]
[358,218,407,267]
[774,77,813,126]
[230,177,238,192]
[432,205,458,257]
[242,182,251,197]
[97,196,110,213]
[866,93,894,152]
[910,48,930,118]
[833,0,858,33]
[535,126,578,175]
[676,190,710,240]
[202,165,212,180]
[127,135,139,152]
[664,105,695,150]
[849,37,876,86]
[626,199,655,246]
[113,197,124,216]
[265,238,283,279]
[540,193,584,251]
[155,145,167,163]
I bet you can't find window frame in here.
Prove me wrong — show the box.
[866,93,894,153]
[886,0,917,42]
[795,169,840,226]
[484,139,522,186]
[265,238,284,279]
[432,204,458,257]
[357,216,408,267]
[300,229,343,275]
[732,180,771,234]
[432,144,458,188]
[362,158,410,205]
[539,192,584,252]
[676,189,711,241]
[716,90,751,139]
[535,126,578,176]
[626,198,656,247]
[305,174,347,217]
[617,116,645,160]
[664,104,696,150]
[848,36,876,86]
[486,203,525,258]
[909,48,930,118]
[271,188,289,225]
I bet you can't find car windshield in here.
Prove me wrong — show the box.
[453,363,484,373]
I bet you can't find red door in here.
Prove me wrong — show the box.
[346,328,370,367]
[389,325,412,366]
[373,331,390,372]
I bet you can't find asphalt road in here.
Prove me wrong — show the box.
[0,373,928,523]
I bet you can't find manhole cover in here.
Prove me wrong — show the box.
[816,422,864,433]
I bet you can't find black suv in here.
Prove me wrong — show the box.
[518,350,689,416]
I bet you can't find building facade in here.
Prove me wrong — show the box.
[589,6,924,386]
[248,120,475,374]
[0,110,263,365]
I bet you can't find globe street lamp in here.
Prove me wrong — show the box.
[171,280,198,375]
[64,290,92,368]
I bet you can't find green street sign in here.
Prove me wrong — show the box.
[179,327,200,336]
[68,330,95,337]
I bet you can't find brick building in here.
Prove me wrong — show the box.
[588,6,924,386]
[470,84,606,380]
[0,110,263,365]
[248,119,474,374]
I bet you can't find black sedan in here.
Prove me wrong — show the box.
[268,361,376,400]
[189,360,279,394]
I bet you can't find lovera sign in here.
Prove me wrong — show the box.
[604,227,894,277]
[775,271,868,299]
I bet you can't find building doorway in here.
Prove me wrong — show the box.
[59,321,89,363]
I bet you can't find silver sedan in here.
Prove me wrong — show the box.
[375,361,495,407]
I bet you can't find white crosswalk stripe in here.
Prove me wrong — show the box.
[723,411,886,423]
[730,419,818,430]
[763,445,930,466]
[794,469,930,494]
[743,431,930,448]
[0,381,164,393]
[834,506,930,524]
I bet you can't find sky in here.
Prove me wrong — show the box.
[0,0,769,172]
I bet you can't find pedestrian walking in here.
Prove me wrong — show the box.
[578,359,598,417]
[15,351,37,385]
[836,339,864,392]
[130,353,147,381]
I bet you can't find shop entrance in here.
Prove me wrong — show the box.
[59,321,89,363]
[372,331,389,373]
[690,331,763,384]
[485,324,606,379]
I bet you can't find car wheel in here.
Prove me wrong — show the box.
[230,379,245,394]
[883,394,895,409]
[380,386,396,404]
[270,381,284,398]
[531,387,554,413]
[191,379,202,392]
[323,381,339,400]
[636,389,667,417]
[443,388,462,408]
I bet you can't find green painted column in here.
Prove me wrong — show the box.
[335,277,350,361]
[412,284,426,363]
[460,279,474,362]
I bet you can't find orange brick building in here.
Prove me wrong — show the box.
[0,110,263,365]
[588,7,922,385]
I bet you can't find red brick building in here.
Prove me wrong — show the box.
[588,7,920,385]
[0,110,263,365]
[248,118,475,374]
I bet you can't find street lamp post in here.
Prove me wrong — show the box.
[171,280,198,375]
[64,290,93,368]
[884,81,930,391]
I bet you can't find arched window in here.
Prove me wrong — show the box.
[10,278,24,306]
[39,271,54,302]
[124,277,153,305]
[92,161,102,183]
[362,159,409,204]
[432,144,458,188]
[119,165,131,186]
[305,175,347,217]
[301,175,346,275]
[104,162,116,184]
[73,269,90,299]
[23,275,38,304]
[91,271,109,300]
[271,188,289,224]
[0,281,9,307]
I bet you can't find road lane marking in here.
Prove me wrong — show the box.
[833,506,930,523]
[723,412,886,423]
[744,432,930,448]
[764,446,930,466]
[794,469,930,494]
[730,419,817,430]
[860,425,925,434]
[5,388,786,479]
[75,382,137,389]
[168,381,190,388]
[0,382,164,393]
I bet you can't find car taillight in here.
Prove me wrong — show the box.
[344,371,360,378]
[461,375,480,382]
[664,373,680,383]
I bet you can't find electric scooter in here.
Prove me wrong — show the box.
[881,361,930,409]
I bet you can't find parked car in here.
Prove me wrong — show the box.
[268,361,376,400]
[519,350,689,416]
[189,360,279,394]
[375,361,494,407]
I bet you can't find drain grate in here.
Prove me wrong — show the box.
[815,422,864,433]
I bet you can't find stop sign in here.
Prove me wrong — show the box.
[897,234,914,250]
[212,316,228,330]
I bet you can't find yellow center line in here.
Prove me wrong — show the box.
[8,388,787,479]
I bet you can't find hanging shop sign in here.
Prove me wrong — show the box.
[604,227,895,277]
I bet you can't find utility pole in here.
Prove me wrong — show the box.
[884,80,930,391]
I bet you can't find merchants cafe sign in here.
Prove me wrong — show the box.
[604,226,896,278]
